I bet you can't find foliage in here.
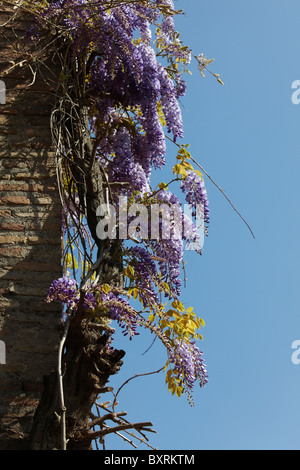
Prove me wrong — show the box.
[21,0,224,406]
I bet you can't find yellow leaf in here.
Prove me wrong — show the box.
[166,309,178,317]
[128,265,135,276]
[182,161,194,171]
[102,284,111,294]
[66,253,78,270]
[160,319,170,329]
[166,369,172,382]
[133,288,139,300]
[172,163,187,178]
[173,312,182,320]
[167,376,174,390]
[124,265,135,279]
[171,300,185,313]
[186,326,196,335]
[101,401,111,409]
[173,163,182,175]
[157,101,166,127]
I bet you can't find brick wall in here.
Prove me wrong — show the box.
[0,3,62,449]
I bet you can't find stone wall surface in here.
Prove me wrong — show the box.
[0,2,62,449]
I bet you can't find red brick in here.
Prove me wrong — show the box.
[0,196,30,205]
[0,182,29,191]
[0,210,11,217]
[0,247,25,258]
[15,262,61,273]
[0,234,23,245]
[0,222,25,231]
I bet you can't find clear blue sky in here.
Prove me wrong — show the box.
[105,0,300,450]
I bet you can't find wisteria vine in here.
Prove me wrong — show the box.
[20,0,224,404]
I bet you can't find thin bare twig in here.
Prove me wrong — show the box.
[113,367,165,411]
[189,154,256,239]
[166,136,256,239]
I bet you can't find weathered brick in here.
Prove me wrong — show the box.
[0,222,25,232]
[0,210,11,217]
[0,234,24,245]
[0,182,30,192]
[0,182,56,193]
[0,195,30,205]
[32,196,54,205]
[27,220,60,231]
[12,262,60,273]
[0,247,28,258]
[26,235,61,246]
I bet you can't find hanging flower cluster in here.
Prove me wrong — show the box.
[31,0,186,179]
[46,277,79,309]
[46,276,97,311]
[169,339,208,395]
[26,0,220,402]
[181,171,210,225]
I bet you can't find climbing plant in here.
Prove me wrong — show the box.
[4,0,226,449]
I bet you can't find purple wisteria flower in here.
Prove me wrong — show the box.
[100,291,139,340]
[81,292,97,311]
[169,339,208,394]
[46,277,96,312]
[128,246,160,306]
[46,277,79,308]
[107,127,151,198]
[32,0,186,198]
[181,171,210,225]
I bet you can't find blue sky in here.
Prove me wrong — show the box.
[104,0,300,450]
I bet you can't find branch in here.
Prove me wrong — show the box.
[113,367,164,410]
[95,402,158,449]
[80,246,110,290]
[88,411,128,429]
[57,315,72,451]
[87,421,155,441]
